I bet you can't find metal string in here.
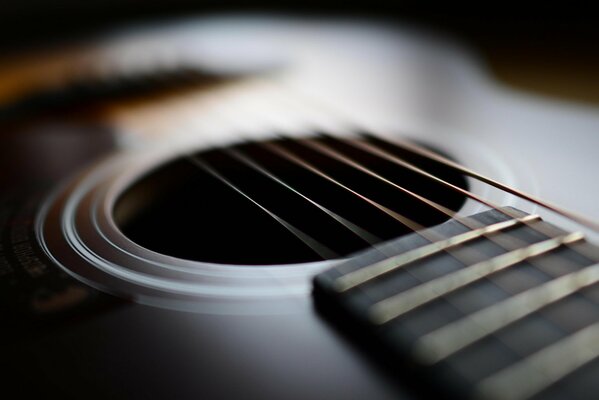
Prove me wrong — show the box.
[266,77,599,233]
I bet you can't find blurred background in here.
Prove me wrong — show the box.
[0,2,597,105]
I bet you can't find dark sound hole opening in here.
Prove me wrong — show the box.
[113,135,469,265]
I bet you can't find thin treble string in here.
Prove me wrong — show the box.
[127,80,344,262]
[189,154,339,261]
[225,147,383,246]
[161,81,424,253]
[161,80,394,261]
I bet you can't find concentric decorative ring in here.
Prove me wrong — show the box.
[35,133,522,314]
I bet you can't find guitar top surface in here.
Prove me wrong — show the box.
[0,15,598,400]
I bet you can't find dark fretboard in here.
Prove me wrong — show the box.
[314,207,599,400]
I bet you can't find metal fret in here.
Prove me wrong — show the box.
[333,215,540,292]
[476,321,599,400]
[369,232,584,325]
[413,258,598,365]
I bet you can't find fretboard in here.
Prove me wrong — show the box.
[314,207,599,400]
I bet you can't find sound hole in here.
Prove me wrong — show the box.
[114,135,469,265]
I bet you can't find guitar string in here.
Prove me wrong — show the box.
[248,80,593,253]
[171,78,595,269]
[255,79,599,263]
[318,133,599,259]
[285,136,596,278]
[368,133,599,233]
[261,76,599,233]
[35,60,599,237]
[342,134,599,259]
[252,116,596,322]
[188,156,339,261]
[176,86,592,314]
[224,147,384,247]
[169,83,524,265]
[177,97,596,366]
[142,75,599,284]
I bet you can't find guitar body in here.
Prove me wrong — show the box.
[1,16,598,399]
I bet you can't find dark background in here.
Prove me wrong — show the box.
[0,2,597,104]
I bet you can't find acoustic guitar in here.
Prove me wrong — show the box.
[1,16,598,400]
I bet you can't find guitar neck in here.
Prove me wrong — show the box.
[314,207,599,400]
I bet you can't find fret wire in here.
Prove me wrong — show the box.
[333,214,540,292]
[369,232,585,326]
[413,250,598,366]
[188,156,339,260]
[476,321,599,400]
